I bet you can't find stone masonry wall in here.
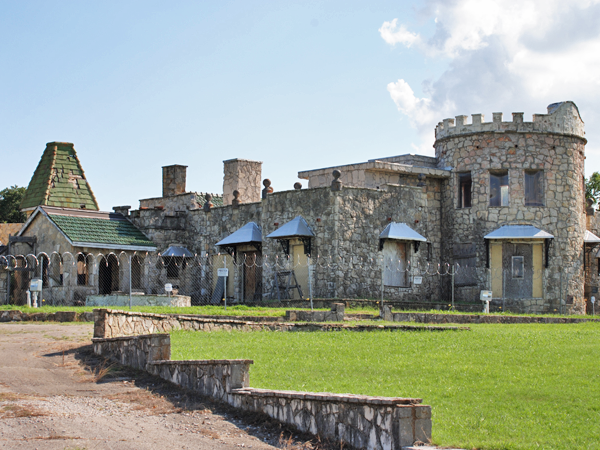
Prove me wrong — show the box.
[435,102,587,313]
[222,159,262,206]
[131,183,443,304]
[162,165,187,197]
[92,332,432,449]
[93,309,463,339]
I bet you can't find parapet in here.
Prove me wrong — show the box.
[434,101,585,141]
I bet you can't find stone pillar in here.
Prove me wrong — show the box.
[162,165,187,197]
[222,159,262,206]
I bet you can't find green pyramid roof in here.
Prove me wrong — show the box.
[20,142,99,211]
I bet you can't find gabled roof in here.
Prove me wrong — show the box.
[379,223,427,242]
[216,222,262,247]
[266,216,315,239]
[484,225,554,239]
[585,230,600,243]
[19,206,156,251]
[20,142,99,211]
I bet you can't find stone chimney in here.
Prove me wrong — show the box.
[222,159,262,206]
[162,165,187,197]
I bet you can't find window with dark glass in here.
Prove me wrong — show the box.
[525,170,544,206]
[458,172,472,208]
[490,171,509,206]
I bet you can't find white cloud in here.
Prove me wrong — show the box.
[379,19,422,48]
[380,0,600,168]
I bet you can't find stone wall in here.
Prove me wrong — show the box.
[86,294,191,307]
[435,102,587,312]
[380,305,597,325]
[130,183,443,304]
[222,158,262,206]
[0,310,94,322]
[92,332,432,449]
[285,303,345,322]
[92,309,466,339]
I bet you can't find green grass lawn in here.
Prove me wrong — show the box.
[171,323,600,450]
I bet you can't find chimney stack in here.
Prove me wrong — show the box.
[222,159,262,206]
[162,165,187,197]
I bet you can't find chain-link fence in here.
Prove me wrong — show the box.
[0,251,585,313]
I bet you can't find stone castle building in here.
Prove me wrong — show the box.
[2,102,596,313]
[124,101,593,314]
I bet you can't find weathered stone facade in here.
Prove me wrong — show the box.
[92,331,432,449]
[162,165,187,197]
[123,101,590,314]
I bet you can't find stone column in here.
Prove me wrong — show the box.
[222,159,262,206]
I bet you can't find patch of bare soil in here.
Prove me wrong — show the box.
[0,323,338,450]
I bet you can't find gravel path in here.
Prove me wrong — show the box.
[0,323,319,450]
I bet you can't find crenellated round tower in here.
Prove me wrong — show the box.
[434,102,587,313]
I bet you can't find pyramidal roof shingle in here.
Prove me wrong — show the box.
[20,142,99,211]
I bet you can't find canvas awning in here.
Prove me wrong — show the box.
[216,222,262,248]
[161,245,194,258]
[585,230,600,244]
[379,222,427,252]
[484,225,554,240]
[266,216,315,239]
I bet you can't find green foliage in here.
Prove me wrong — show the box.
[172,323,600,449]
[0,185,26,223]
[586,172,600,205]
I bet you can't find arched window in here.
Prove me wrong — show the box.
[77,254,89,286]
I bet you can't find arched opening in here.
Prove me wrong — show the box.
[99,254,119,295]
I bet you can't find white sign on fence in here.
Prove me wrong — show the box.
[29,278,43,292]
[217,268,229,277]
[413,276,423,285]
[480,290,493,300]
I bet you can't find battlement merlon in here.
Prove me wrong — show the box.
[434,101,585,142]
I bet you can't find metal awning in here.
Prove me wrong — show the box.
[585,230,600,243]
[379,223,427,242]
[379,222,426,252]
[484,225,554,239]
[266,216,315,239]
[216,222,262,247]
[161,245,194,258]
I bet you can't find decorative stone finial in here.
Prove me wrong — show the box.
[262,179,273,199]
[203,193,213,212]
[294,182,302,190]
[232,190,240,208]
[331,170,342,191]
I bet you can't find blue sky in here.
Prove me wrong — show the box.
[2,0,599,210]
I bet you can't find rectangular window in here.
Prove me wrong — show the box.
[490,171,509,206]
[525,170,544,206]
[458,172,472,208]
[512,256,524,279]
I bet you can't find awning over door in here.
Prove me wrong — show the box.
[216,222,262,247]
[484,225,554,240]
[161,245,194,258]
[585,230,600,244]
[266,216,315,239]
[379,222,427,252]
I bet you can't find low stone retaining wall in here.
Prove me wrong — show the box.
[93,333,431,449]
[380,306,598,324]
[94,309,467,338]
[285,302,345,322]
[0,310,94,323]
[86,294,191,307]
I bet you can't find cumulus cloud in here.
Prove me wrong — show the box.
[381,0,600,164]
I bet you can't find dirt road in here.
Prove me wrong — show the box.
[0,323,316,450]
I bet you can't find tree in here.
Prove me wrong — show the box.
[0,185,27,223]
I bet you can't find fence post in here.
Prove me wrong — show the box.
[128,254,132,310]
[308,257,314,311]
[451,264,455,310]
